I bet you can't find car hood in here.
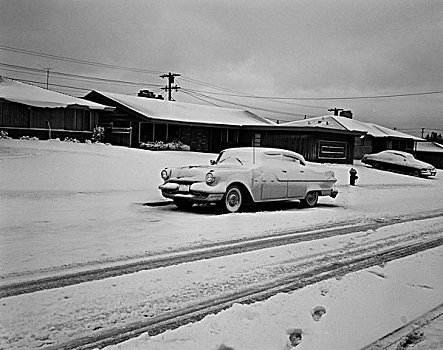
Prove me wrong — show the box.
[168,164,247,182]
[409,159,435,169]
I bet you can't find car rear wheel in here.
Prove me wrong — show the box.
[221,185,243,213]
[174,199,193,211]
[300,191,318,208]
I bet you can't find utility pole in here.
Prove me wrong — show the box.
[39,65,57,89]
[160,72,180,101]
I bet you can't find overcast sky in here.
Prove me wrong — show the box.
[1,0,442,136]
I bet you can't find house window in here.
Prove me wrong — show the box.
[226,129,238,144]
[318,140,347,160]
[154,124,167,141]
[140,123,154,142]
[167,124,180,142]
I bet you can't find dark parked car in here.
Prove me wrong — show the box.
[159,147,338,213]
[361,150,436,177]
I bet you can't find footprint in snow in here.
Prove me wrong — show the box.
[367,270,387,279]
[311,306,327,321]
[287,328,303,347]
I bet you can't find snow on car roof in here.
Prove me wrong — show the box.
[380,150,413,157]
[223,147,305,160]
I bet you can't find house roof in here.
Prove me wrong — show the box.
[0,76,113,110]
[283,115,424,141]
[415,142,443,153]
[85,90,276,127]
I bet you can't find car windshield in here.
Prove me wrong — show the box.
[215,150,254,165]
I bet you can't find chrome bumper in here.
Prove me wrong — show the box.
[159,183,224,202]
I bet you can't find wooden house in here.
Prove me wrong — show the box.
[414,142,443,169]
[84,90,276,151]
[0,76,113,141]
[84,90,363,164]
[284,115,423,159]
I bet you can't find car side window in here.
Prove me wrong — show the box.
[392,153,406,161]
[262,152,283,165]
[283,154,305,166]
[283,154,301,165]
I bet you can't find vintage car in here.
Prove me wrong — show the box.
[361,150,436,177]
[159,147,338,213]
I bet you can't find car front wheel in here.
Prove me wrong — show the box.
[221,185,243,213]
[300,191,319,208]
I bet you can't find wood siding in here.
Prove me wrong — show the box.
[0,101,99,132]
[260,131,354,164]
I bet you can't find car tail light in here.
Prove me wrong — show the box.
[205,172,215,185]
[161,169,170,180]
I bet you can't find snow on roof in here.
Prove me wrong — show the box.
[415,142,443,153]
[283,115,423,141]
[0,76,113,110]
[89,90,275,126]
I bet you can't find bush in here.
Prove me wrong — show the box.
[139,140,190,151]
[63,137,80,143]
[19,135,39,140]
[0,130,11,139]
[92,126,105,142]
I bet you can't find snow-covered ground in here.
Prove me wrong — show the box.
[107,247,443,350]
[0,139,442,350]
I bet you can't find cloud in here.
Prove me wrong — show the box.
[1,0,442,132]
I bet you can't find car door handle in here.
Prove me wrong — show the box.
[282,170,287,173]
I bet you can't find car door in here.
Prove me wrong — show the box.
[283,154,309,198]
[260,153,288,200]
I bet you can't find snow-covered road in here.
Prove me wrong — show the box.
[1,139,442,349]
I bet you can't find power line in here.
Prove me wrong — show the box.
[285,90,443,100]
[180,86,329,109]
[3,76,92,92]
[181,75,443,100]
[0,45,163,74]
[179,76,329,109]
[0,62,162,88]
[181,89,319,118]
[3,45,442,101]
[181,90,222,107]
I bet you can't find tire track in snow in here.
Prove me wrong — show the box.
[43,234,443,350]
[1,209,442,298]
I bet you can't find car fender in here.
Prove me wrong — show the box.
[194,173,255,199]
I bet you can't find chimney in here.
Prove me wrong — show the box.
[339,110,353,119]
[138,90,156,98]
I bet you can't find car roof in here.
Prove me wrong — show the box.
[381,150,412,157]
[223,147,304,158]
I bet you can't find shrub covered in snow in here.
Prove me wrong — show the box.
[0,130,11,139]
[140,139,190,151]
[19,135,39,140]
[63,137,80,143]
[92,126,105,142]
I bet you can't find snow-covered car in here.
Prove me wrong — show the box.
[159,147,338,213]
[361,150,436,177]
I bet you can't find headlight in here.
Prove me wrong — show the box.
[205,172,215,185]
[161,169,169,180]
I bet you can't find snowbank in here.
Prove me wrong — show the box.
[1,139,442,350]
